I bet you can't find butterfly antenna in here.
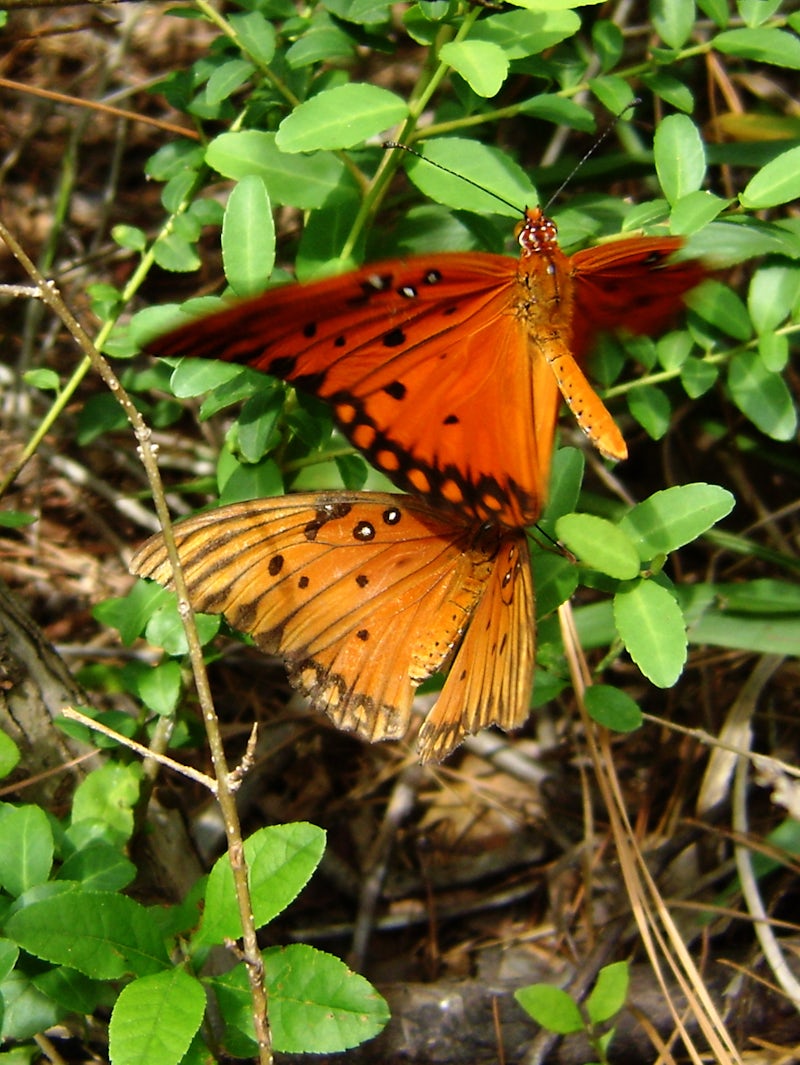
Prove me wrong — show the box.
[543,98,641,210]
[383,141,523,215]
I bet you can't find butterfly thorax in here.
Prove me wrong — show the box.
[512,208,575,335]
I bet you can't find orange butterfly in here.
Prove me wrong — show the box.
[149,207,704,528]
[130,492,534,762]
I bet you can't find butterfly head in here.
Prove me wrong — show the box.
[515,207,559,258]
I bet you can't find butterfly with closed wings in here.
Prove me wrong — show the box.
[130,492,534,762]
[149,206,704,528]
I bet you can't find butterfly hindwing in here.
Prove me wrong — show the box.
[130,492,534,760]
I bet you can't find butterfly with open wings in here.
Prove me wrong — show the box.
[149,206,704,528]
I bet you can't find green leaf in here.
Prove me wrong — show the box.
[651,0,694,48]
[627,384,671,440]
[236,389,283,462]
[540,447,585,530]
[592,19,622,71]
[586,961,630,1023]
[143,596,221,656]
[275,84,407,152]
[0,967,63,1041]
[619,483,735,560]
[205,58,254,106]
[57,843,136,893]
[217,455,284,503]
[713,27,800,69]
[0,731,20,780]
[555,514,640,580]
[109,968,205,1065]
[588,74,635,115]
[639,71,694,112]
[740,145,800,209]
[747,262,800,334]
[170,355,246,399]
[228,11,276,64]
[514,984,584,1034]
[669,190,731,234]
[93,582,169,646]
[470,8,580,58]
[728,352,797,441]
[517,94,595,131]
[153,233,201,273]
[6,893,169,980]
[439,40,507,97]
[614,579,687,687]
[197,823,326,945]
[110,223,145,250]
[400,136,535,218]
[222,175,275,297]
[213,946,389,1054]
[584,686,642,733]
[0,938,20,983]
[680,357,718,398]
[206,131,348,209]
[264,944,390,1052]
[0,806,53,897]
[71,763,142,847]
[685,280,752,341]
[0,510,37,529]
[22,370,60,396]
[758,332,788,373]
[654,114,706,205]
[123,660,183,717]
[335,453,369,489]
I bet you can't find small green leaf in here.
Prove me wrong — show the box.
[680,357,718,398]
[206,131,348,209]
[714,27,800,69]
[401,136,535,218]
[237,389,283,462]
[619,483,735,559]
[93,581,169,646]
[22,368,60,393]
[627,384,671,440]
[123,660,183,717]
[651,0,694,47]
[728,352,797,441]
[586,961,630,1024]
[0,510,37,529]
[275,84,407,152]
[514,984,584,1034]
[614,579,687,687]
[439,40,507,97]
[205,59,255,106]
[669,190,731,234]
[0,806,53,897]
[264,945,390,1052]
[685,280,752,341]
[198,823,326,945]
[654,114,706,205]
[143,597,221,657]
[6,892,169,979]
[109,968,205,1065]
[222,175,275,297]
[584,687,642,733]
[228,10,276,64]
[555,514,640,580]
[588,75,635,116]
[759,332,788,373]
[71,763,142,847]
[111,224,147,251]
[0,730,20,779]
[740,144,800,209]
[470,8,580,59]
[748,262,800,334]
[153,233,201,273]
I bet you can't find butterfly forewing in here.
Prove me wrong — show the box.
[130,492,532,758]
[149,210,704,528]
